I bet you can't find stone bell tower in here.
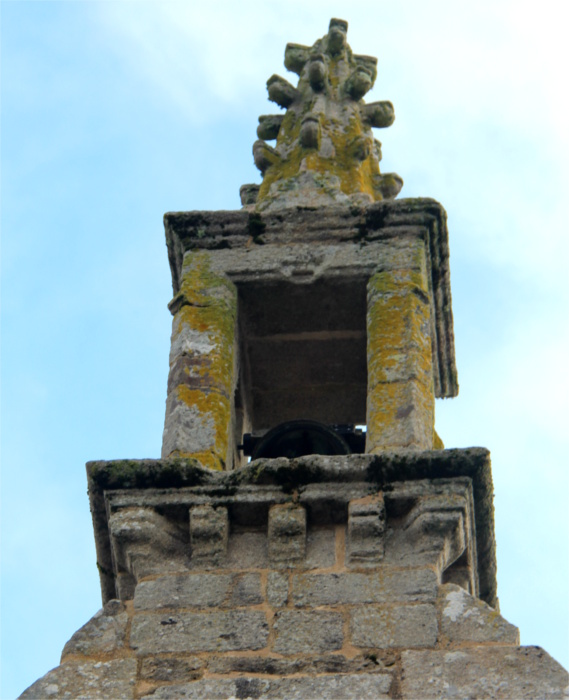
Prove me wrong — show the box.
[20,19,567,700]
[160,16,456,470]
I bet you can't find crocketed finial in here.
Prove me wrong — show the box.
[240,19,403,211]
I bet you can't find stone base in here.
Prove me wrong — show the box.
[19,450,568,698]
[20,587,567,699]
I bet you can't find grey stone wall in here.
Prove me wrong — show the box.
[20,579,567,699]
[20,452,568,699]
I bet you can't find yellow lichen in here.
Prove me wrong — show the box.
[167,252,237,470]
[433,430,445,449]
[177,386,231,469]
[168,449,224,471]
[366,270,435,450]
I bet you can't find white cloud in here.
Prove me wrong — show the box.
[93,1,569,283]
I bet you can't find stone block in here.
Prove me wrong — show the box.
[351,604,438,648]
[168,314,217,367]
[161,396,218,462]
[18,659,137,700]
[167,353,230,396]
[268,503,306,566]
[368,346,432,387]
[367,276,431,350]
[292,568,438,607]
[130,610,268,654]
[366,379,434,451]
[190,504,228,566]
[142,674,392,699]
[206,653,393,675]
[115,573,136,601]
[231,572,263,605]
[273,610,343,654]
[304,526,337,568]
[108,506,187,586]
[347,494,385,565]
[408,498,465,563]
[438,583,519,643]
[61,600,128,659]
[133,573,231,610]
[267,571,289,607]
[162,253,237,464]
[226,531,268,568]
[401,647,569,699]
[139,656,203,683]
[385,491,469,575]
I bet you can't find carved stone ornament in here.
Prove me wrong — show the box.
[242,18,403,212]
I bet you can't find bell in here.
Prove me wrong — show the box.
[240,420,365,460]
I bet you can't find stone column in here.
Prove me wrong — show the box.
[161,251,238,470]
[366,239,434,451]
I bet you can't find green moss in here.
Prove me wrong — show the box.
[88,458,208,490]
[247,212,267,243]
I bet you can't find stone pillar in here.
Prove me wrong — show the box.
[366,239,434,451]
[161,251,238,470]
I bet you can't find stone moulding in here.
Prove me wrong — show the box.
[163,198,457,399]
[87,447,497,608]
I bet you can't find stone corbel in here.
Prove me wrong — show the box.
[347,493,386,566]
[399,493,469,581]
[268,503,307,567]
[108,507,187,599]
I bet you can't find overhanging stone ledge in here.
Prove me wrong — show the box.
[87,447,496,607]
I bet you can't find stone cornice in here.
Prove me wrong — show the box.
[87,448,496,608]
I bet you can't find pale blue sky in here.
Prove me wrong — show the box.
[2,1,568,697]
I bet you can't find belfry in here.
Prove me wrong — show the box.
[20,19,567,699]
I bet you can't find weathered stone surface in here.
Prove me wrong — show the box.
[401,647,569,699]
[190,504,228,565]
[438,583,519,644]
[61,600,128,658]
[161,397,217,461]
[248,19,401,212]
[133,574,230,610]
[207,652,396,675]
[142,673,392,699]
[88,450,496,608]
[231,572,263,605]
[108,506,188,586]
[130,610,268,654]
[268,503,306,566]
[366,258,434,453]
[384,486,471,574]
[347,494,385,565]
[226,531,268,568]
[19,659,137,699]
[292,568,438,607]
[139,656,203,682]
[273,610,343,654]
[162,251,238,467]
[161,202,455,457]
[351,604,438,648]
[162,201,457,403]
[267,571,289,607]
[304,526,337,568]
